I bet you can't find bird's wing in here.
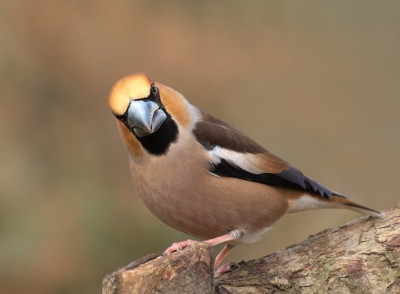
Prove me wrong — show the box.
[193,112,341,200]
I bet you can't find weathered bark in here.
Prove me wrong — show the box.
[102,243,214,294]
[103,203,400,293]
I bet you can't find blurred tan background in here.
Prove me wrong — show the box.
[1,1,399,293]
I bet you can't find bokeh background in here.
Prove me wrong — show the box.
[1,1,399,293]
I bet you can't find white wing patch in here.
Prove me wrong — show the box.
[209,146,264,175]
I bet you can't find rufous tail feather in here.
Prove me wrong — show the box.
[332,195,385,218]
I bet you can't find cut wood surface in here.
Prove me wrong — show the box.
[103,203,400,293]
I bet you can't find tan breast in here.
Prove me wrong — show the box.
[129,129,289,243]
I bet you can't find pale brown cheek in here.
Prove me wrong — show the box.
[158,85,191,127]
[168,105,190,127]
[117,121,144,158]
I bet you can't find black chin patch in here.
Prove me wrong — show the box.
[114,84,179,156]
[135,115,178,156]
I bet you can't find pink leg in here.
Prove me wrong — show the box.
[205,229,243,246]
[215,262,240,277]
[214,244,238,276]
[215,244,237,267]
[164,239,195,256]
[163,229,243,265]
[205,230,242,274]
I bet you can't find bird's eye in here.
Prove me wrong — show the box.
[151,84,158,95]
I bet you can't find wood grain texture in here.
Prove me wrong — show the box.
[102,203,400,293]
[216,203,400,293]
[102,243,214,294]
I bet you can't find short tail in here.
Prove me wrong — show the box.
[287,193,385,218]
[332,195,385,218]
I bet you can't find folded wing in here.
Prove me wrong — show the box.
[193,112,342,200]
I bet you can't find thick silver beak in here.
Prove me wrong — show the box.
[126,100,167,137]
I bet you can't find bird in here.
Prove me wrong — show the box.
[108,72,384,274]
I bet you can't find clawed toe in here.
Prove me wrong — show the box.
[215,262,241,277]
[163,239,196,256]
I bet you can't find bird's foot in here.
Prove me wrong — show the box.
[214,262,241,277]
[163,239,196,256]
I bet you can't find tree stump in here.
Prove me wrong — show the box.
[103,203,400,293]
[102,243,214,294]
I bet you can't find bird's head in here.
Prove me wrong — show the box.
[109,73,168,138]
[108,73,192,157]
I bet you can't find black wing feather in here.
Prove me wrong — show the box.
[212,159,340,200]
[194,112,342,200]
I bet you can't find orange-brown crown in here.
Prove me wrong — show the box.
[108,73,154,115]
[109,73,192,127]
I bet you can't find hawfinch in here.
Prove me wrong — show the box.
[108,73,383,271]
